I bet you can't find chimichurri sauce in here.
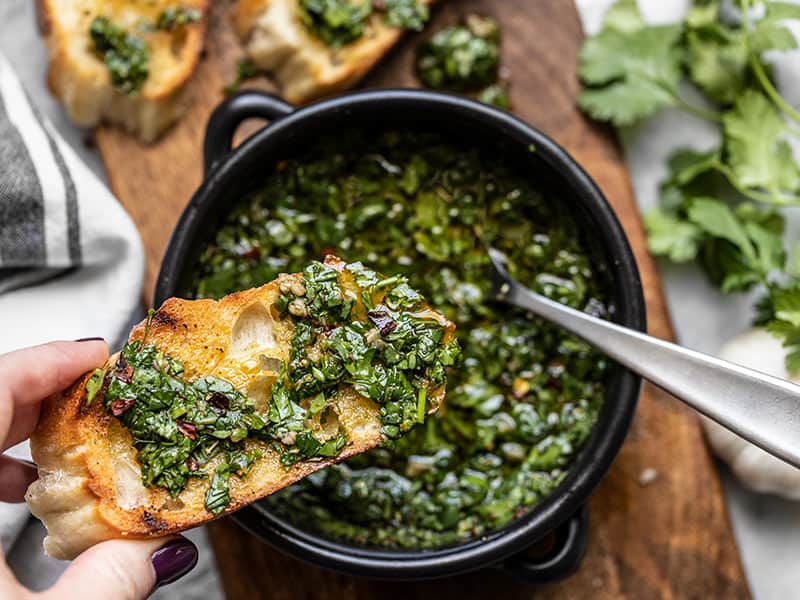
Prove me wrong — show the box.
[189,131,610,549]
[91,259,453,516]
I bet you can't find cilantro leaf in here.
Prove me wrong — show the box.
[749,20,798,53]
[686,28,749,104]
[761,283,800,375]
[772,286,800,327]
[722,90,800,197]
[647,195,786,293]
[686,198,786,291]
[786,348,800,374]
[578,24,683,126]
[644,208,703,262]
[578,0,800,372]
[601,0,644,33]
[687,197,755,260]
[762,1,800,21]
[658,148,729,210]
[685,1,721,29]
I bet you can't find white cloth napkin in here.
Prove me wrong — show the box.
[0,52,145,348]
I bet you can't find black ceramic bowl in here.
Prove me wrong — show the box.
[154,89,645,584]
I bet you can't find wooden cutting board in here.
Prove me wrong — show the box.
[94,0,751,597]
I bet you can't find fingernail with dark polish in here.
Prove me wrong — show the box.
[74,337,105,342]
[151,538,198,588]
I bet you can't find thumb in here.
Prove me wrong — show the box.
[45,536,197,600]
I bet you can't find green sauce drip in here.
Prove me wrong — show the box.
[188,131,610,548]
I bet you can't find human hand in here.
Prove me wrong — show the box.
[0,340,198,600]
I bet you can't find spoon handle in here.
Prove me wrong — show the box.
[503,280,800,469]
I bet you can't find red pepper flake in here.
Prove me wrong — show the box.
[117,364,134,384]
[241,246,261,260]
[209,392,229,411]
[177,419,197,440]
[115,354,134,383]
[367,307,397,336]
[110,398,135,416]
[186,457,199,472]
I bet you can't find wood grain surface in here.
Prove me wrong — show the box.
[94,0,751,597]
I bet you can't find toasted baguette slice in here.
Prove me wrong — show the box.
[234,0,434,103]
[26,258,454,560]
[37,0,209,142]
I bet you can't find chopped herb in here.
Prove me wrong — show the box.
[379,0,429,31]
[298,0,372,48]
[155,6,202,31]
[85,367,107,407]
[223,59,261,95]
[415,15,511,109]
[299,0,429,48]
[477,82,510,109]
[415,386,426,424]
[101,340,266,512]
[204,464,231,515]
[89,16,150,94]
[416,15,500,91]
[276,259,458,441]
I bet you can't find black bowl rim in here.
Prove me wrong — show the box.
[155,89,646,579]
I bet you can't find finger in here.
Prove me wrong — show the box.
[0,341,109,448]
[0,455,37,502]
[1,401,40,451]
[0,340,109,407]
[46,536,198,600]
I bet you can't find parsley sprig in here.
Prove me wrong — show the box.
[578,0,800,373]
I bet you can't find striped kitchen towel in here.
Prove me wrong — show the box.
[0,50,144,352]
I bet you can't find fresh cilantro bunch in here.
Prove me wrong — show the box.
[578,0,800,373]
[579,0,800,204]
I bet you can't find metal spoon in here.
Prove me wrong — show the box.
[487,247,800,470]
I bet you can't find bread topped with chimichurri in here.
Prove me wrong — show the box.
[26,256,458,560]
[37,0,209,142]
[234,0,435,103]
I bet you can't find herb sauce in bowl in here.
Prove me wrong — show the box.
[188,131,610,550]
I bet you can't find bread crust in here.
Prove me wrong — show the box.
[27,271,451,560]
[234,0,435,104]
[38,0,209,142]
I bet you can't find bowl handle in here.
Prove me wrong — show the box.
[203,91,295,175]
[497,505,589,583]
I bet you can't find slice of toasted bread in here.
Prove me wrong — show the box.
[37,0,209,142]
[234,0,434,103]
[26,258,454,560]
